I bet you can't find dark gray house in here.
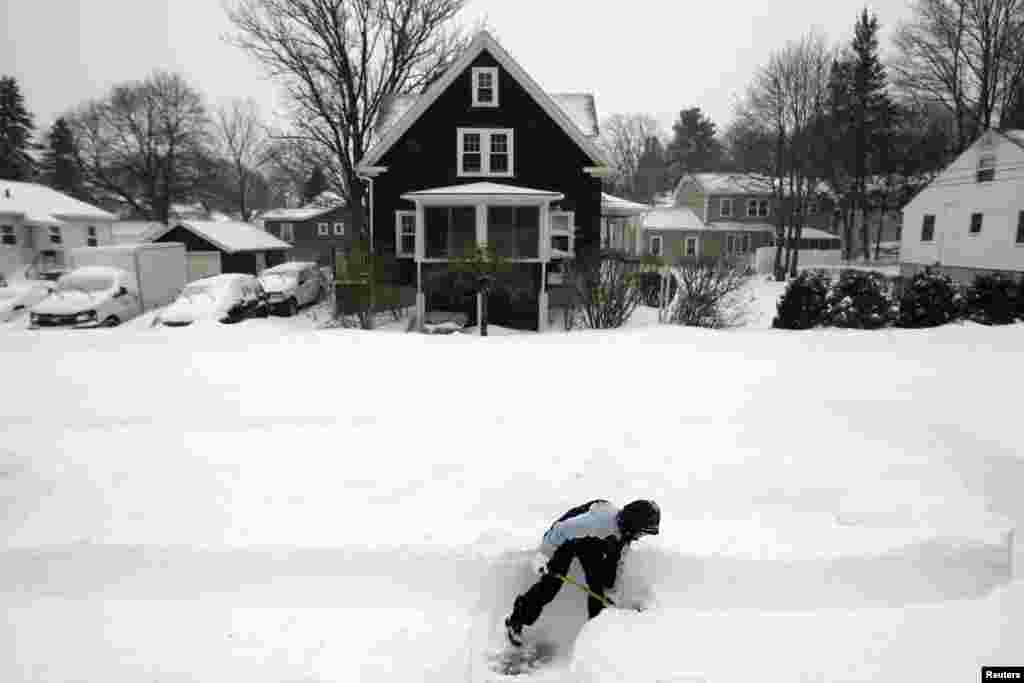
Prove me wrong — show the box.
[355,30,611,332]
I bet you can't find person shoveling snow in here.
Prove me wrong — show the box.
[503,499,660,648]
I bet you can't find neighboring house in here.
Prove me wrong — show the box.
[901,129,1024,282]
[148,220,291,282]
[356,30,609,332]
[261,204,355,269]
[600,192,650,256]
[0,180,116,280]
[655,173,840,272]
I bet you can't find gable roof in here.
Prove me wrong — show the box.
[997,128,1024,150]
[0,180,115,224]
[401,181,564,200]
[150,220,292,253]
[360,31,609,169]
[601,192,650,217]
[261,206,337,222]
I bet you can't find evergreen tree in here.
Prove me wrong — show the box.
[40,117,82,197]
[634,136,668,202]
[303,165,329,204]
[1003,81,1024,130]
[665,107,722,183]
[0,76,37,181]
[849,9,890,260]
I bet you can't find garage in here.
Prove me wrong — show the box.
[186,251,222,282]
[147,220,291,280]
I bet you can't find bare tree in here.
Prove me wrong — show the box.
[741,32,833,279]
[213,98,269,220]
[893,0,1024,152]
[599,113,662,199]
[69,71,210,223]
[225,0,474,239]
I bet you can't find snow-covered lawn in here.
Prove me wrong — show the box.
[1,284,1022,682]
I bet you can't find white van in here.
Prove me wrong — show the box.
[258,261,323,316]
[28,243,186,328]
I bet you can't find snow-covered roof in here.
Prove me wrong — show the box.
[62,265,129,280]
[708,221,839,239]
[642,207,705,231]
[687,173,776,196]
[375,92,599,140]
[152,221,292,253]
[999,129,1024,150]
[601,192,650,217]
[0,180,115,224]
[401,182,564,199]
[111,221,163,244]
[260,206,335,222]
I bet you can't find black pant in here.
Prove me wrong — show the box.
[510,539,615,625]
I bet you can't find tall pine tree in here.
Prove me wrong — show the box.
[0,76,37,181]
[666,107,723,184]
[849,9,890,260]
[40,117,83,197]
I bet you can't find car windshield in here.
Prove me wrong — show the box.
[260,272,297,286]
[56,274,113,293]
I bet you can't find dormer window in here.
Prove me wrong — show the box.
[458,128,514,177]
[472,67,498,107]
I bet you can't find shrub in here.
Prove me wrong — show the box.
[823,269,895,329]
[772,270,831,330]
[636,271,677,307]
[664,262,751,328]
[566,254,642,329]
[965,272,1019,325]
[896,268,965,328]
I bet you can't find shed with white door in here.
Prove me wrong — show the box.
[148,220,292,281]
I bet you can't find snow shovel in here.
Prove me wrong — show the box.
[545,570,644,612]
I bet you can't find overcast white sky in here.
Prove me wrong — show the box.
[3,0,913,139]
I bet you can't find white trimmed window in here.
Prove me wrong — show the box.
[2,225,16,246]
[395,211,416,258]
[743,234,752,253]
[977,154,996,183]
[720,198,733,218]
[726,235,735,254]
[747,199,770,217]
[472,67,498,107]
[550,211,575,256]
[685,237,697,257]
[333,222,345,236]
[86,226,98,247]
[48,226,62,244]
[649,235,663,257]
[458,128,514,177]
[318,222,328,237]
[280,223,294,242]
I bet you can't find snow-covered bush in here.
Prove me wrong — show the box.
[636,271,676,308]
[566,254,642,329]
[772,270,831,330]
[965,272,1020,325]
[896,268,965,328]
[823,270,895,329]
[664,262,751,328]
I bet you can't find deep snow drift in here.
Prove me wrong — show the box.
[1,309,1022,682]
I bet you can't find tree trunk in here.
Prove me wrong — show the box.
[480,286,489,337]
[860,205,871,261]
[873,200,885,262]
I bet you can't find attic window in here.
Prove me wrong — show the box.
[1,225,16,245]
[472,67,498,107]
[977,154,996,183]
[87,226,98,247]
[48,226,62,245]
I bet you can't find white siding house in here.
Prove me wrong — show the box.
[900,129,1024,282]
[0,181,116,280]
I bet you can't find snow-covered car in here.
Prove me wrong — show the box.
[0,279,55,323]
[258,261,323,316]
[29,266,141,328]
[155,273,269,327]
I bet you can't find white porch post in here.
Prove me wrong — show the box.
[476,203,486,336]
[415,203,425,328]
[538,200,549,332]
